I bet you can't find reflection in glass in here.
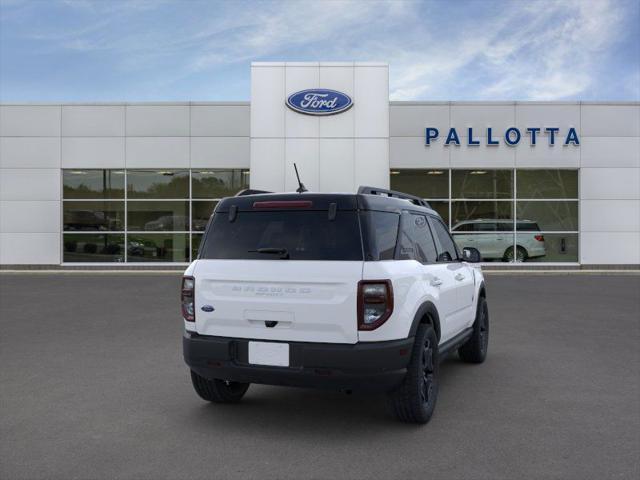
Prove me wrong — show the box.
[517,233,578,262]
[426,200,449,226]
[517,201,578,231]
[451,201,513,226]
[516,170,578,199]
[452,170,513,199]
[192,170,250,199]
[192,201,217,231]
[127,234,189,262]
[63,201,124,231]
[127,201,189,231]
[452,232,515,263]
[63,170,125,199]
[192,234,203,260]
[63,234,125,262]
[390,169,449,199]
[127,170,189,199]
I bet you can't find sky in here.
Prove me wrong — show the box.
[0,0,638,102]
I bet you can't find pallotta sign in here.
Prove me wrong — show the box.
[425,127,580,146]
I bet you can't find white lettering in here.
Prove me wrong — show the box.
[300,93,338,109]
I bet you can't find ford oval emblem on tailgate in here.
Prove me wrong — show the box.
[201,305,215,312]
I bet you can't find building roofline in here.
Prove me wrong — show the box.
[1,100,637,107]
[390,101,640,106]
[0,101,251,107]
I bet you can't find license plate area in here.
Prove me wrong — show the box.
[248,341,290,367]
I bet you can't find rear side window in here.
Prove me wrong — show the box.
[200,211,363,261]
[517,222,540,231]
[428,216,459,262]
[453,223,473,232]
[398,213,438,263]
[361,211,399,261]
[476,222,497,232]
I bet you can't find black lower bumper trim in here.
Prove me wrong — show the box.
[183,332,414,392]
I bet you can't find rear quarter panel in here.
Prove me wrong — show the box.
[359,260,434,342]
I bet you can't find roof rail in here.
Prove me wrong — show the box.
[357,186,431,208]
[235,189,272,196]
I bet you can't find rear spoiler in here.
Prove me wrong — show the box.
[235,189,272,196]
[357,186,431,208]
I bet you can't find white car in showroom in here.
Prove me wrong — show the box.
[451,219,546,262]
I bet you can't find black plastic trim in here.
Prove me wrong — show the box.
[437,327,473,361]
[184,332,414,392]
[408,302,441,340]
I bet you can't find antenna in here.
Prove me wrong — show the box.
[293,163,308,193]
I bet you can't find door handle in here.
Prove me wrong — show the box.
[455,273,465,281]
[430,277,443,287]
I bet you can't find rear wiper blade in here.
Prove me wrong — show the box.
[248,247,290,259]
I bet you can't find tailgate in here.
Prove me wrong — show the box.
[194,260,362,344]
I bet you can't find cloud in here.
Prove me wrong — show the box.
[1,0,637,100]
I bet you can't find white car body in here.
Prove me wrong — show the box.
[184,256,483,345]
[182,189,489,423]
[451,219,546,261]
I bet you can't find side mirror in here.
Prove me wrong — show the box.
[462,247,482,263]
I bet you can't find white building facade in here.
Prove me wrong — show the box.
[0,62,638,267]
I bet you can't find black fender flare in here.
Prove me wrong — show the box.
[478,280,487,299]
[408,302,441,341]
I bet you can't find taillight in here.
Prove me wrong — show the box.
[181,276,195,322]
[534,234,545,242]
[357,280,394,331]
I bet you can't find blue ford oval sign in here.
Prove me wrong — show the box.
[286,89,353,116]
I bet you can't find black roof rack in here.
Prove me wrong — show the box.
[357,186,431,208]
[235,189,272,196]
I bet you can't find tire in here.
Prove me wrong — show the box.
[458,296,489,363]
[387,323,439,424]
[190,370,250,403]
[503,245,528,263]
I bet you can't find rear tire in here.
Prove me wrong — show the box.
[503,245,528,262]
[190,370,250,403]
[387,323,439,424]
[458,296,489,363]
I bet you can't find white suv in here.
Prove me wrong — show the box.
[182,187,489,424]
[452,219,546,262]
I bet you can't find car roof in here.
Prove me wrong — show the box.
[215,192,439,217]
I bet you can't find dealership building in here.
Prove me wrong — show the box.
[0,62,638,267]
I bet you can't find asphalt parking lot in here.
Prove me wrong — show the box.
[1,273,639,480]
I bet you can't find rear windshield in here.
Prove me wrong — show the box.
[200,211,363,261]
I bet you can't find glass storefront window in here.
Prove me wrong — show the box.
[516,201,578,231]
[390,169,448,199]
[63,234,125,262]
[192,233,204,260]
[63,201,124,231]
[515,233,578,262]
[192,201,217,231]
[451,201,513,227]
[126,201,189,231]
[127,170,189,199]
[452,232,515,262]
[452,170,513,199]
[516,170,578,199]
[63,170,124,199]
[192,170,250,199]
[426,200,449,226]
[127,234,189,262]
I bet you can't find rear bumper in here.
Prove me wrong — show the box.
[183,332,414,392]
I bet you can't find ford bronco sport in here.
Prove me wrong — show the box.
[182,186,489,424]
